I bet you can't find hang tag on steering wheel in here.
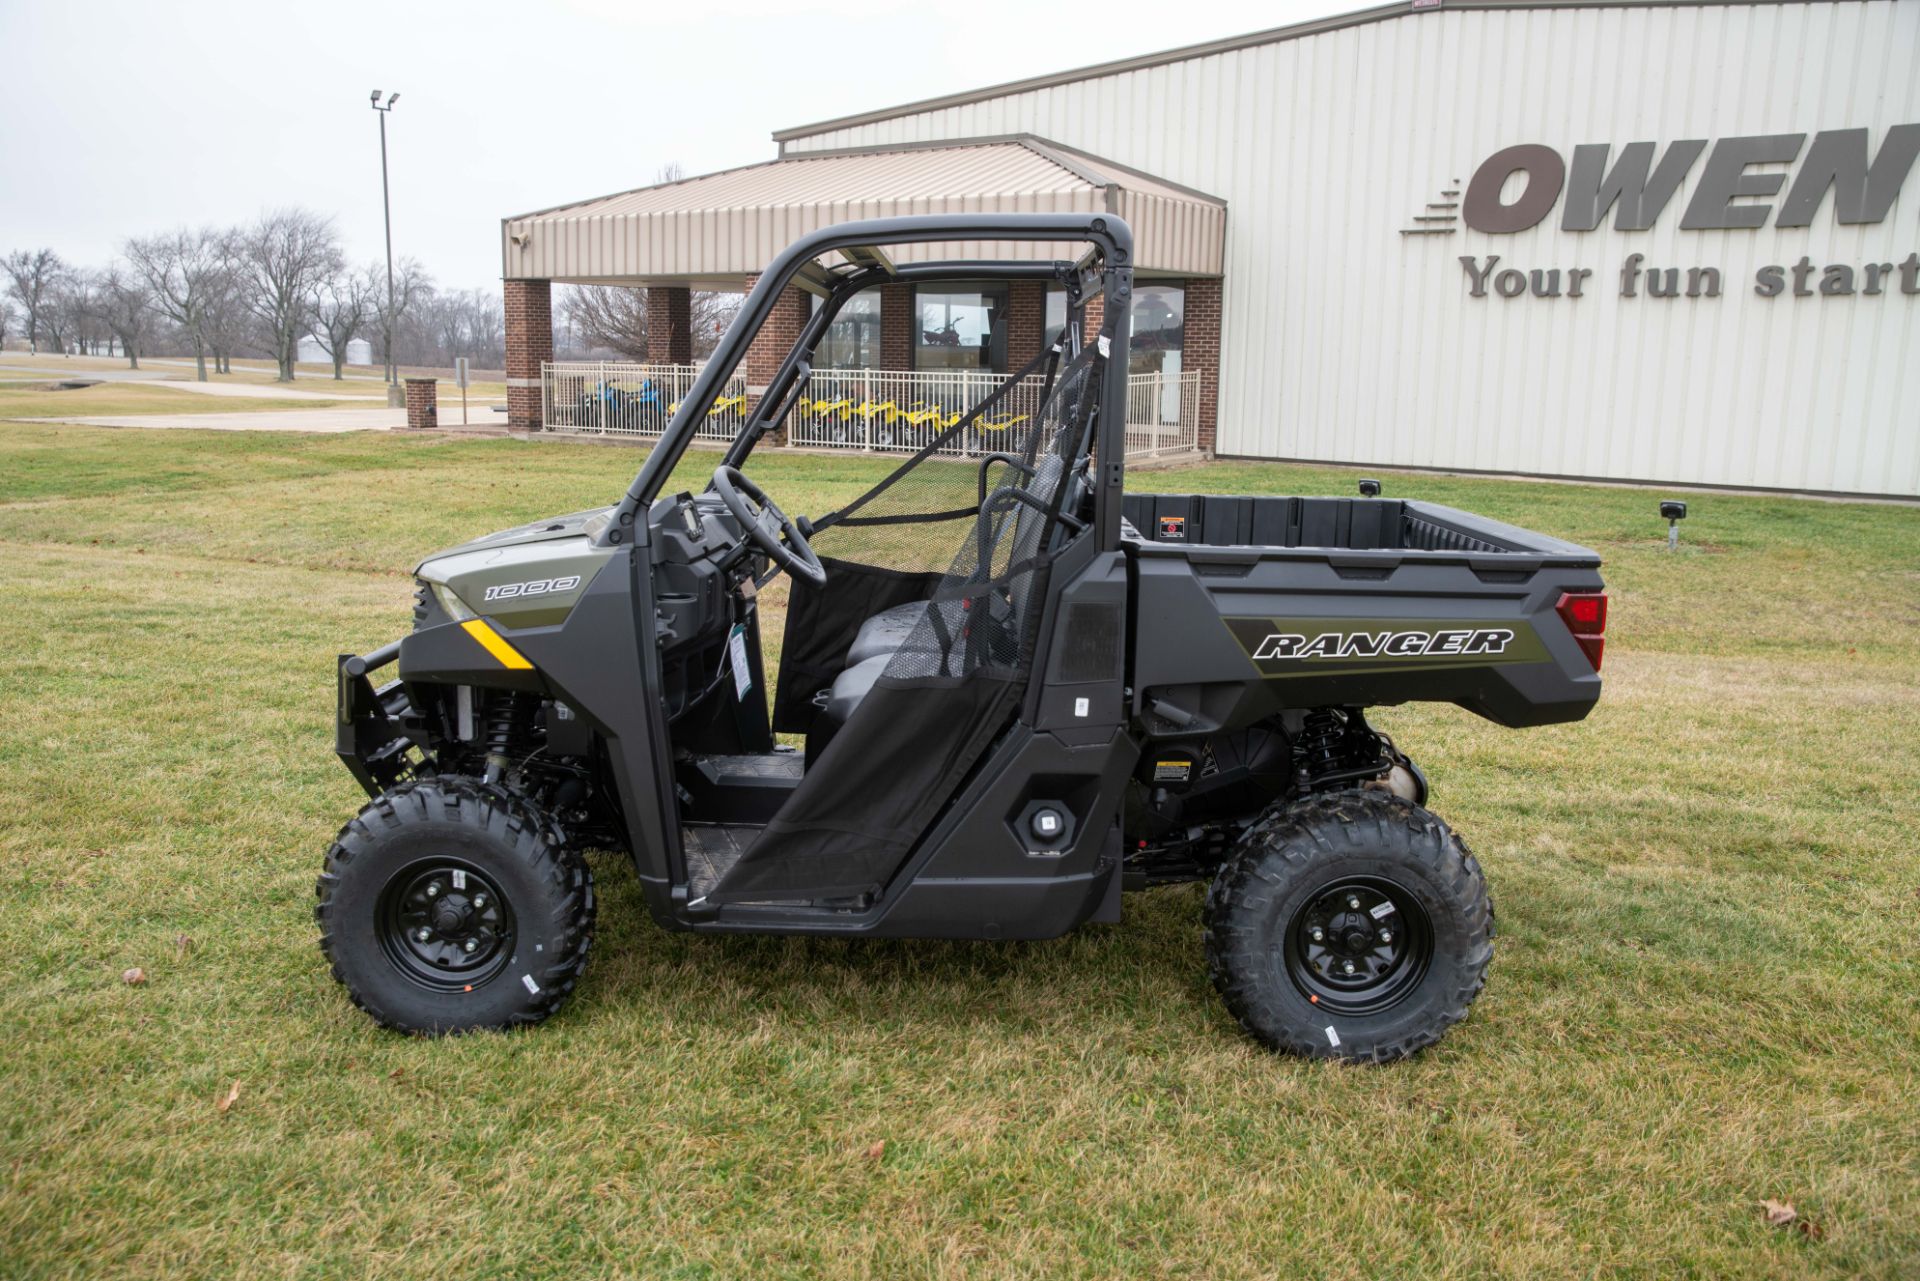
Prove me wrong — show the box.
[728,624,752,700]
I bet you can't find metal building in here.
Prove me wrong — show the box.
[768,0,1919,497]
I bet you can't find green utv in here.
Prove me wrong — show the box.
[322,214,1608,1061]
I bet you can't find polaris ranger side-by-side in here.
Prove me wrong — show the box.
[321,214,1607,1061]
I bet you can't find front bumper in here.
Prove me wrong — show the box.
[336,639,417,798]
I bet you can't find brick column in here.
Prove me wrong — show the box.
[1006,280,1046,371]
[742,277,812,444]
[880,282,914,370]
[504,279,552,432]
[646,286,693,364]
[1183,278,1222,455]
[404,378,438,430]
[1082,290,1106,345]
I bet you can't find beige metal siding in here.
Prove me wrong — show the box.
[503,139,1224,282]
[782,1,1920,496]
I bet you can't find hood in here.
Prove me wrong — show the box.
[413,507,614,571]
[414,508,618,629]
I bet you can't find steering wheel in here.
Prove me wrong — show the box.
[710,465,828,588]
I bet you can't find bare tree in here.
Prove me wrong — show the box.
[126,229,229,379]
[38,279,77,355]
[561,284,649,360]
[560,284,740,361]
[61,275,106,357]
[370,256,430,375]
[236,208,342,381]
[4,248,67,354]
[403,288,504,369]
[308,263,378,380]
[201,242,249,375]
[85,266,155,368]
[0,299,12,350]
[690,291,742,359]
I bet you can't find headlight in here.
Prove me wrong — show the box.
[431,581,476,622]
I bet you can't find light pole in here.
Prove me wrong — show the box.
[370,90,401,405]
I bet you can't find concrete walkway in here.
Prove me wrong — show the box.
[122,379,389,402]
[26,407,407,433]
[0,363,387,400]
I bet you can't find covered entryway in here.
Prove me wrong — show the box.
[499,136,1226,459]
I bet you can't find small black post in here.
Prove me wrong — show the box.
[1660,499,1688,550]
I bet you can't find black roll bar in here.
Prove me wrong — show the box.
[594,213,1134,550]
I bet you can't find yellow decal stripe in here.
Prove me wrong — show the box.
[460,619,534,670]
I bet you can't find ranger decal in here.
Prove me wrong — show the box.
[1224,616,1548,676]
[1252,628,1515,661]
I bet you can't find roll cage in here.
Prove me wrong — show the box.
[594,213,1138,551]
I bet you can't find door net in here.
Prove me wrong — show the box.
[709,340,1106,903]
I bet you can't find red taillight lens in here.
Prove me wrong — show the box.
[1556,591,1608,671]
[1557,592,1607,633]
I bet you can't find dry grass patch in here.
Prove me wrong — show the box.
[0,382,359,420]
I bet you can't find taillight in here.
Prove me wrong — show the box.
[1555,591,1608,672]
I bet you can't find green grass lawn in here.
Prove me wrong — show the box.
[1,422,1916,1279]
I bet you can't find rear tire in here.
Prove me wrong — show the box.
[316,778,594,1035]
[1204,792,1490,1062]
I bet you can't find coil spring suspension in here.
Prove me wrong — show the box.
[1297,708,1348,781]
[481,691,541,784]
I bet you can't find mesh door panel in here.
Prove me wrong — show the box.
[707,346,1103,904]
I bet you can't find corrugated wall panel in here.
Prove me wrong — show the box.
[784,1,1920,496]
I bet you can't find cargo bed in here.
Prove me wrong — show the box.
[1119,493,1606,729]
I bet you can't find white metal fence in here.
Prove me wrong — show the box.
[541,362,747,442]
[1124,370,1202,460]
[788,368,1054,457]
[541,362,1199,460]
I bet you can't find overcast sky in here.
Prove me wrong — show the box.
[0,0,1346,291]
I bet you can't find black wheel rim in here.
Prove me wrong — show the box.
[1284,877,1433,1016]
[376,859,516,993]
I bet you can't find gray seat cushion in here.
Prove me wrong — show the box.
[845,600,929,666]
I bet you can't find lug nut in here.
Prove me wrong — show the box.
[416,927,432,942]
[1379,929,1393,944]
[1347,895,1361,910]
[426,882,442,898]
[1309,926,1324,941]
[463,938,478,954]
[472,895,485,909]
[1342,960,1357,975]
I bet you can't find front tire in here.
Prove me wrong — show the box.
[316,778,595,1035]
[1205,792,1491,1062]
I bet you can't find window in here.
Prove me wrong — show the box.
[1040,282,1186,379]
[812,291,882,370]
[1131,284,1186,425]
[1128,284,1185,377]
[914,285,1008,372]
[1043,287,1069,351]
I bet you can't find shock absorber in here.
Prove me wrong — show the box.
[481,691,541,784]
[1296,708,1347,787]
